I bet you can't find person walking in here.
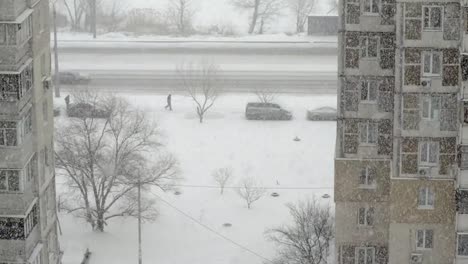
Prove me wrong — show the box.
[165,94,172,111]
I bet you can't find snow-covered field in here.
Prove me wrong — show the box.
[56,93,336,264]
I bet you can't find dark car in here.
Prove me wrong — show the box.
[307,106,337,121]
[245,102,292,120]
[55,71,90,85]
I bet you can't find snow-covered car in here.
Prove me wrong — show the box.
[307,106,337,121]
[55,71,90,85]
[245,102,292,120]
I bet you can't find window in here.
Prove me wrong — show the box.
[356,247,375,264]
[0,170,20,192]
[359,122,378,144]
[419,141,438,166]
[459,234,468,256]
[0,121,17,146]
[423,6,442,30]
[23,110,32,136]
[364,0,379,14]
[40,54,46,77]
[360,37,379,58]
[456,189,468,214]
[24,204,38,238]
[0,217,25,240]
[44,146,49,166]
[359,166,376,188]
[42,100,48,122]
[423,51,441,76]
[421,96,440,120]
[361,80,378,102]
[358,207,374,226]
[416,229,433,249]
[26,154,37,182]
[0,24,5,45]
[418,187,435,209]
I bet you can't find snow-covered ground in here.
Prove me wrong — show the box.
[56,32,337,43]
[56,93,336,264]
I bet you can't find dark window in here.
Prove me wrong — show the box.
[423,6,442,30]
[456,190,468,214]
[0,170,20,192]
[459,234,468,256]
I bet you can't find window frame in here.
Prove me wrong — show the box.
[416,229,434,250]
[361,80,379,102]
[363,0,380,15]
[421,96,440,121]
[422,51,442,76]
[360,36,379,59]
[359,166,376,189]
[359,121,378,145]
[0,121,19,147]
[419,141,439,167]
[418,187,435,209]
[0,169,22,192]
[357,206,374,226]
[355,247,375,264]
[423,6,443,31]
[458,233,468,257]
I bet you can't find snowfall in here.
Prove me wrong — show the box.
[55,92,336,264]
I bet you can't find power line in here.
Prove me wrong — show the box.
[151,192,274,263]
[165,184,333,190]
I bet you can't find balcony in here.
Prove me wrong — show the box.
[0,1,28,21]
[0,59,33,117]
[0,131,34,168]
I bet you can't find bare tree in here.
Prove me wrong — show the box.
[55,90,180,232]
[236,177,266,209]
[97,0,127,32]
[256,0,285,34]
[231,0,285,34]
[177,61,221,123]
[288,0,316,33]
[212,167,233,194]
[266,198,334,264]
[167,0,195,35]
[62,0,88,31]
[255,88,278,103]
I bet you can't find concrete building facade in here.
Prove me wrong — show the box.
[0,0,60,263]
[336,0,468,264]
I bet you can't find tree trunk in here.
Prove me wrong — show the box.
[197,107,203,123]
[248,0,260,34]
[96,212,105,232]
[180,1,185,34]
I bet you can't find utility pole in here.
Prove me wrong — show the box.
[138,176,142,264]
[53,3,60,98]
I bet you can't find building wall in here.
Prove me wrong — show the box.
[0,0,60,263]
[336,0,460,263]
[389,223,456,264]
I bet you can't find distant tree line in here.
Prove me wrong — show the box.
[52,0,337,36]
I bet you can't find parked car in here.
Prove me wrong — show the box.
[307,106,337,121]
[55,71,90,85]
[245,102,292,120]
[67,103,110,119]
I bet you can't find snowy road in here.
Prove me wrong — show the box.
[63,70,337,94]
[58,46,338,94]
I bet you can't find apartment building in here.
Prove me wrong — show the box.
[336,0,468,264]
[0,0,60,263]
